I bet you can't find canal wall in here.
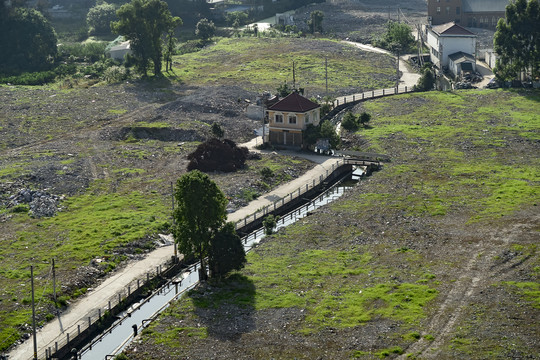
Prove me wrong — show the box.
[46,158,380,359]
[235,159,380,236]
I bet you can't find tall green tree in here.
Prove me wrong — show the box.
[494,0,540,81]
[307,10,324,34]
[196,18,216,42]
[320,120,340,149]
[208,222,246,278]
[173,170,228,281]
[0,7,57,74]
[111,0,181,76]
[87,1,117,35]
[377,21,415,53]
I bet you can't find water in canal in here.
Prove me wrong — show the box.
[79,182,352,359]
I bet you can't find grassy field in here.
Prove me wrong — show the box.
[169,37,397,95]
[125,89,539,359]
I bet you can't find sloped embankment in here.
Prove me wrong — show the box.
[124,89,540,359]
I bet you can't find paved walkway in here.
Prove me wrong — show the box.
[7,142,338,360]
[332,41,420,107]
[8,247,178,360]
[343,41,421,88]
[10,41,405,360]
[229,149,340,223]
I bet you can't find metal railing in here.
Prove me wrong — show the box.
[234,158,377,231]
[34,157,377,359]
[38,262,173,360]
[333,85,414,108]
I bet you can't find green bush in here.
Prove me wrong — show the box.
[103,65,130,83]
[341,111,359,132]
[0,71,56,85]
[263,214,280,235]
[83,59,117,79]
[260,167,274,179]
[10,204,30,213]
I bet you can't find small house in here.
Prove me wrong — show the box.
[109,41,132,61]
[266,92,320,148]
[427,22,476,70]
[448,51,476,77]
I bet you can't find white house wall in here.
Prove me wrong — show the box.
[427,30,441,68]
[427,30,476,69]
[439,37,475,67]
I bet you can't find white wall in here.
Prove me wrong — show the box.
[427,29,476,68]
[439,36,476,67]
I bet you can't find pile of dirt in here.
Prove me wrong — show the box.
[293,0,426,42]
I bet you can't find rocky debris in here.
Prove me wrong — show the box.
[157,234,175,246]
[61,266,104,295]
[5,188,64,218]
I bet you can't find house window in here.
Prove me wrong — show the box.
[456,6,460,14]
[446,6,450,14]
[288,115,296,124]
[436,7,441,13]
[492,17,497,26]
[305,114,310,123]
[275,114,283,123]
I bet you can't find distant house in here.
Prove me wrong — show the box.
[276,12,294,26]
[482,49,497,69]
[266,92,321,147]
[427,22,476,73]
[109,41,132,61]
[427,0,508,29]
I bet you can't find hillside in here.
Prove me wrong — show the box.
[0,37,397,353]
[123,89,540,359]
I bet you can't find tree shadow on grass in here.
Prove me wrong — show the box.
[189,273,256,341]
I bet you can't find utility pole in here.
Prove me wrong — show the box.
[171,182,177,261]
[261,98,266,145]
[325,57,328,99]
[396,48,400,89]
[31,265,37,360]
[292,60,296,90]
[52,259,56,303]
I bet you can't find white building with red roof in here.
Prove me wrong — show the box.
[427,21,477,71]
[266,92,321,147]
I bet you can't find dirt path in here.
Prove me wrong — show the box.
[398,215,539,358]
[343,41,421,88]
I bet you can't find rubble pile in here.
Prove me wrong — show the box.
[6,188,64,217]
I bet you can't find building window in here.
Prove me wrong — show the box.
[436,6,440,13]
[492,17,497,26]
[305,114,310,123]
[446,6,450,14]
[456,6,460,15]
[275,114,283,123]
[288,115,296,124]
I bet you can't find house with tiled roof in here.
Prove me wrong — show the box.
[426,22,477,73]
[266,92,321,147]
